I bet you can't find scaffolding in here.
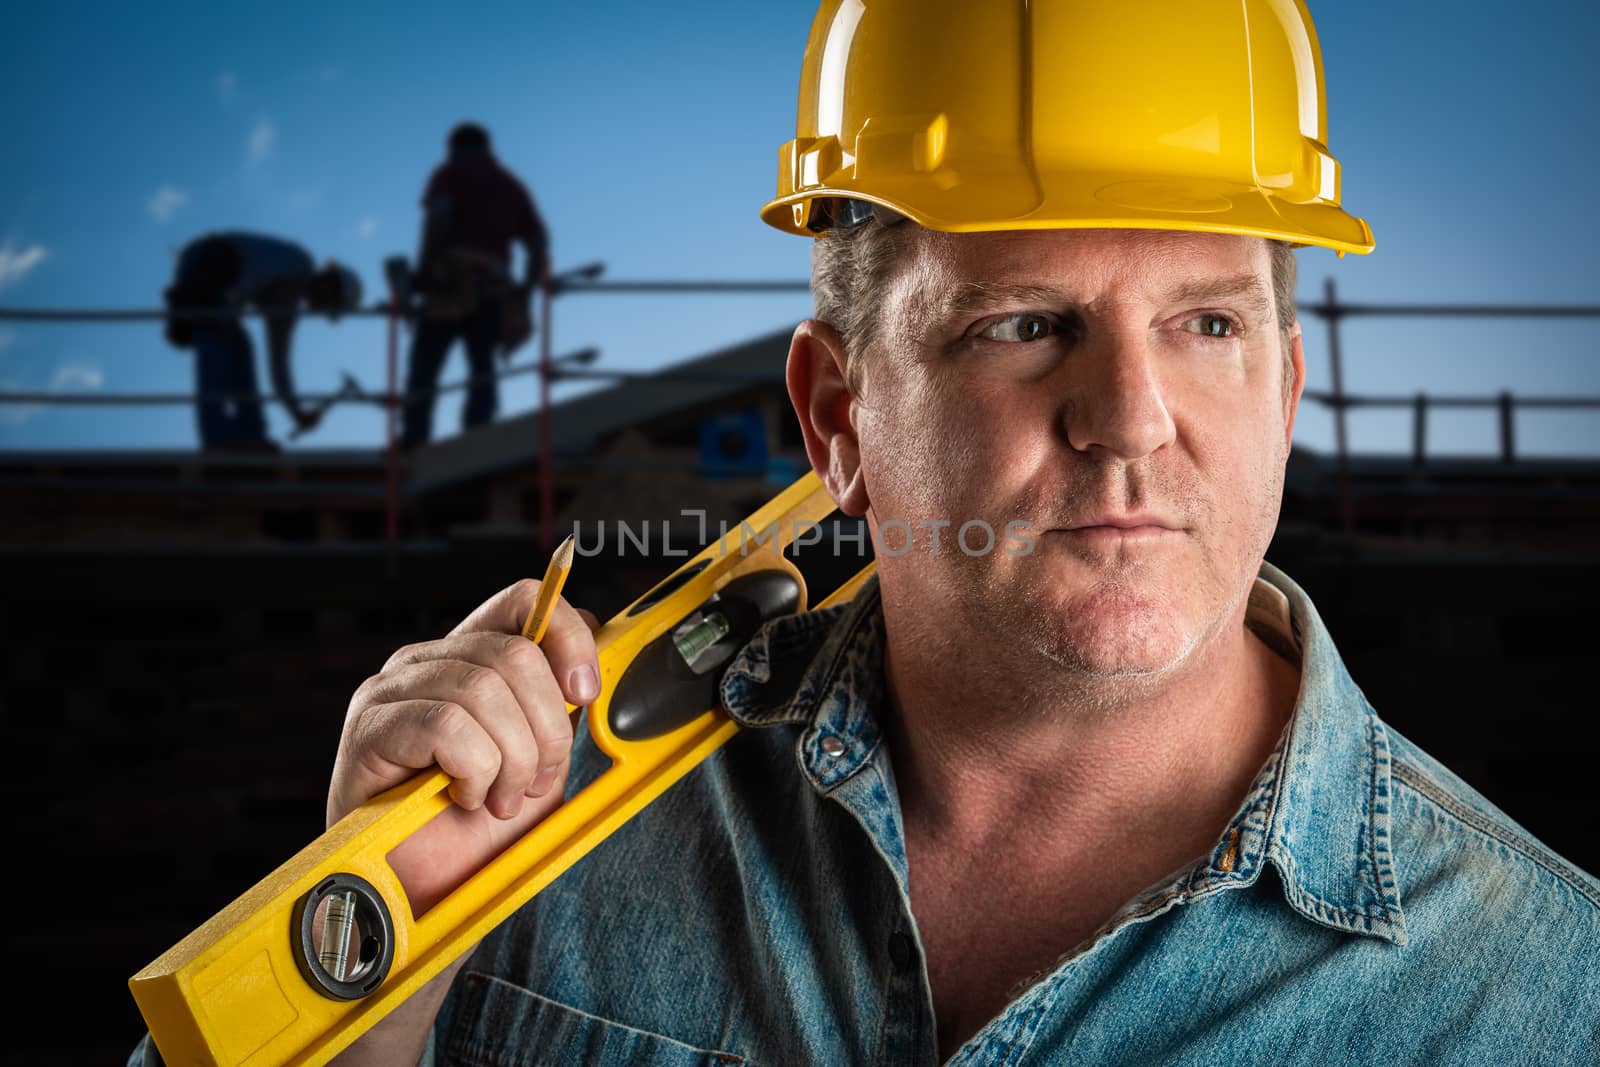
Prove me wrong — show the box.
[4,273,1597,546]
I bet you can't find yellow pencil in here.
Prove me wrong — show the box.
[520,534,575,644]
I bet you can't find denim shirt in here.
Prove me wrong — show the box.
[127,563,1600,1066]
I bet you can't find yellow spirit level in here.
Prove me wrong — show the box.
[130,472,875,1066]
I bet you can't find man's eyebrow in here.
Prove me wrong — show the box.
[932,281,1070,322]
[1161,273,1276,323]
[927,274,1277,325]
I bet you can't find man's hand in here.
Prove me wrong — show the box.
[330,579,601,915]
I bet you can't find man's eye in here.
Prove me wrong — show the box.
[1182,314,1238,339]
[977,313,1055,343]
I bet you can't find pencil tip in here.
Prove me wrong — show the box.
[553,533,575,569]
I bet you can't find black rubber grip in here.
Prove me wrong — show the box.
[608,571,802,742]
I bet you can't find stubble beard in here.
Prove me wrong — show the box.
[942,458,1236,714]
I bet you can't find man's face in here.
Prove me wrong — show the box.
[852,228,1303,680]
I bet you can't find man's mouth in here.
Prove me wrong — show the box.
[1049,513,1183,546]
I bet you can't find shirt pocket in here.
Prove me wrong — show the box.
[442,971,748,1067]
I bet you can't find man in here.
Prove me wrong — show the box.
[128,2,1597,1064]
[164,231,361,451]
[399,122,550,450]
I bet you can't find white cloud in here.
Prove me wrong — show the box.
[248,117,276,163]
[147,185,189,223]
[0,241,48,289]
[217,71,237,103]
[0,361,104,428]
[51,363,105,391]
[356,216,380,239]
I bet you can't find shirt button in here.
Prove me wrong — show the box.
[820,735,846,757]
[889,931,915,968]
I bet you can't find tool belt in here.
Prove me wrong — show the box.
[422,247,510,322]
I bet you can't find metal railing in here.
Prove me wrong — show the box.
[1299,387,1600,468]
[1299,279,1600,530]
[0,264,812,550]
[3,272,1597,544]
[6,274,1594,450]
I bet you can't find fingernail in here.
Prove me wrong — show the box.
[569,664,599,703]
[501,794,524,819]
[528,766,561,797]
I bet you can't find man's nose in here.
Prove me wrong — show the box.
[1058,329,1177,460]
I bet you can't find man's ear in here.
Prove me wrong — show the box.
[1283,322,1306,449]
[786,319,870,515]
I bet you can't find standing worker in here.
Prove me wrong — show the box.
[163,232,362,451]
[400,122,550,450]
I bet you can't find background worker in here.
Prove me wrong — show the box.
[399,122,550,450]
[163,231,362,451]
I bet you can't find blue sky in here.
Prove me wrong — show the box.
[1,0,1596,457]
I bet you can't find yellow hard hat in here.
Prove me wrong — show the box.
[761,0,1373,255]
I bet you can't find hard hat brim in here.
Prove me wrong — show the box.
[761,177,1374,256]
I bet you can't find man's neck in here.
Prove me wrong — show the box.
[880,592,1300,851]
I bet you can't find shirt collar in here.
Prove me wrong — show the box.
[720,578,889,793]
[719,562,1407,946]
[1248,561,1408,945]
